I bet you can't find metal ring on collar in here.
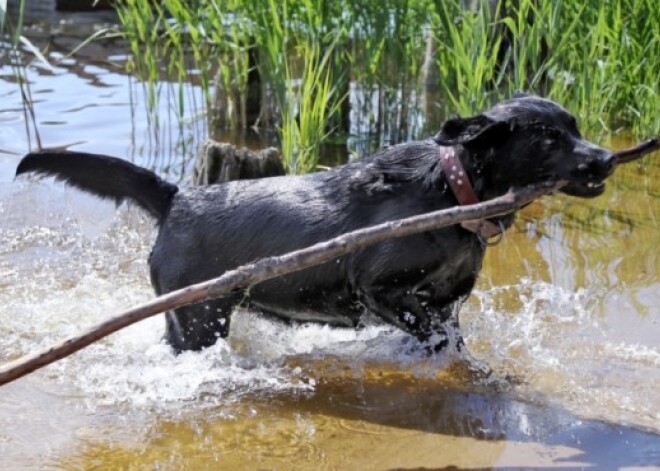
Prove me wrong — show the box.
[478,219,506,247]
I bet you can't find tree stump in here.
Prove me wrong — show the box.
[193,141,285,186]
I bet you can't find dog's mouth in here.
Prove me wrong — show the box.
[560,179,606,198]
[555,138,659,199]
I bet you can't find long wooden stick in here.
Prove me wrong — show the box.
[0,182,566,386]
[609,137,659,165]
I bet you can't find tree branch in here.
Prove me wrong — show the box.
[609,137,659,165]
[0,181,565,387]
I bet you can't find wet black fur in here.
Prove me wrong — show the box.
[16,95,614,353]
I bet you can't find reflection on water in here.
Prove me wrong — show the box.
[0,19,206,183]
[1,14,660,471]
[53,378,660,470]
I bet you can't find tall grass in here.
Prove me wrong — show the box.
[114,0,660,171]
[431,0,659,137]
[253,0,344,173]
[546,0,660,135]
[279,40,342,174]
[344,0,430,143]
[1,0,46,150]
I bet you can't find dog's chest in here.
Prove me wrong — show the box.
[409,238,484,293]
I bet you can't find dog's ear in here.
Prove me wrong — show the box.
[434,115,510,147]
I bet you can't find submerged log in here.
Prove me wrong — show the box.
[193,141,285,186]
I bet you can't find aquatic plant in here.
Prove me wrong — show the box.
[430,0,659,137]
[279,40,343,174]
[1,0,47,150]
[113,0,660,169]
[250,0,345,173]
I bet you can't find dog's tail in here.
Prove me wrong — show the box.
[16,149,179,222]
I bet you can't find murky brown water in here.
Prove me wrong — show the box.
[1,14,660,471]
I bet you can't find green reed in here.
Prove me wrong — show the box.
[116,0,165,135]
[431,0,659,137]
[280,40,343,174]
[343,0,430,141]
[252,0,345,173]
[1,0,45,150]
[113,0,660,171]
[432,0,504,116]
[568,0,658,136]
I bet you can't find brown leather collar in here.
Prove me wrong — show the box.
[439,146,503,241]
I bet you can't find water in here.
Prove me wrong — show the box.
[1,15,660,470]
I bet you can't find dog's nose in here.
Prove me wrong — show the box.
[575,140,614,176]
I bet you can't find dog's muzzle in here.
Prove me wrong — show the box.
[561,140,614,198]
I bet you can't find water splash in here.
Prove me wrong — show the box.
[466,279,660,432]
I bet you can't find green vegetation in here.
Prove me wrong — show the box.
[256,0,344,173]
[1,0,47,149]
[114,0,660,172]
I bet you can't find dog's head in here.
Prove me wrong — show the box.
[434,93,614,198]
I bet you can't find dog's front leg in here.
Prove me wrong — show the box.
[402,297,465,354]
[164,298,237,352]
[359,285,464,353]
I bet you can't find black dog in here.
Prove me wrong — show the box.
[16,94,614,353]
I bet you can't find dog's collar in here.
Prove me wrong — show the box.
[439,146,504,242]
